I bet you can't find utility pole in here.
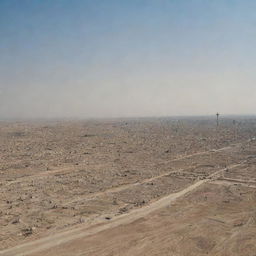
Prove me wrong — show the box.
[233,119,237,141]
[216,112,220,127]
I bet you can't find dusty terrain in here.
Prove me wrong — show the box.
[0,117,256,255]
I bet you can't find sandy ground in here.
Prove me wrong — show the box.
[32,182,256,256]
[0,117,256,255]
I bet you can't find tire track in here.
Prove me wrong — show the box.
[3,143,239,187]
[0,163,241,256]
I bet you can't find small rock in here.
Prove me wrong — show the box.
[21,227,33,237]
[119,207,128,214]
[79,218,85,223]
[11,218,20,224]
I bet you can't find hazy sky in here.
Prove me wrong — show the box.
[0,0,256,119]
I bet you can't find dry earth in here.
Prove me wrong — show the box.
[0,117,256,255]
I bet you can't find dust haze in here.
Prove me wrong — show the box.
[1,70,256,119]
[1,0,256,119]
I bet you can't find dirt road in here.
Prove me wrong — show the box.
[0,163,243,256]
[1,120,256,255]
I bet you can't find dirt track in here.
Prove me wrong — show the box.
[1,118,256,255]
[1,163,241,256]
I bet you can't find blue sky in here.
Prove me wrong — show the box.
[0,0,256,118]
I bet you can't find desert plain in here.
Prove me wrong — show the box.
[0,117,256,256]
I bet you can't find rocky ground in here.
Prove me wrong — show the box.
[0,117,256,255]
